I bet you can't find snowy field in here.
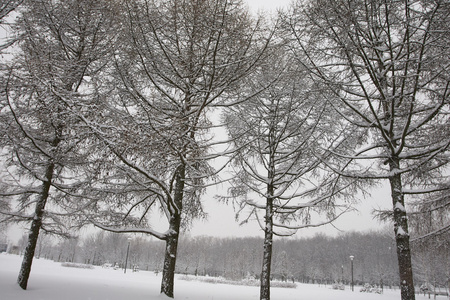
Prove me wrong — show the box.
[0,253,445,300]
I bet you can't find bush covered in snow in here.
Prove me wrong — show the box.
[332,283,345,290]
[359,283,382,294]
[179,274,296,289]
[61,262,94,269]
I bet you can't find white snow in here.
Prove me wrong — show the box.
[0,253,444,300]
[394,202,406,212]
[397,226,408,237]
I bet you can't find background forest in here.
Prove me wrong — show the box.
[8,229,449,292]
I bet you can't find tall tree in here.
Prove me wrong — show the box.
[221,40,360,300]
[0,0,118,289]
[82,0,272,297]
[286,0,449,299]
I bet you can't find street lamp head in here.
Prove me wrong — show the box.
[349,255,354,260]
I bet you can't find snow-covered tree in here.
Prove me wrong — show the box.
[221,38,360,300]
[0,0,118,289]
[79,0,272,297]
[285,0,450,299]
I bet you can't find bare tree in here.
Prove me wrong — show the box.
[221,39,359,300]
[0,0,118,289]
[79,0,272,297]
[285,0,449,299]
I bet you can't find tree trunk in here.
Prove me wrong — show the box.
[160,165,184,298]
[260,124,277,300]
[260,180,274,300]
[160,216,180,298]
[17,163,54,290]
[389,159,415,300]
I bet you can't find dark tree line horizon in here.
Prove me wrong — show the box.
[0,0,448,300]
[7,229,448,291]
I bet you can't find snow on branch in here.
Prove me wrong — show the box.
[402,185,450,195]
[272,205,353,236]
[93,221,171,241]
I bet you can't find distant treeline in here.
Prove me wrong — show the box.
[11,229,447,288]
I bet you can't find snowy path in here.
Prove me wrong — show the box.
[0,253,444,300]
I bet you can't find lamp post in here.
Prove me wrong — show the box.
[349,255,354,291]
[124,237,131,274]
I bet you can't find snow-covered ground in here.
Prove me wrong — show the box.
[0,253,445,300]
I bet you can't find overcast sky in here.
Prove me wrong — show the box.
[190,185,392,239]
[245,0,292,13]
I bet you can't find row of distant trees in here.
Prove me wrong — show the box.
[0,0,448,299]
[10,230,448,291]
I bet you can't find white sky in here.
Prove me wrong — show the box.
[190,185,392,239]
[245,0,292,13]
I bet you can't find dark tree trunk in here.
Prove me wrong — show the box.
[17,163,54,290]
[389,158,415,300]
[160,165,184,298]
[160,216,180,298]
[260,124,277,300]
[260,180,274,300]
